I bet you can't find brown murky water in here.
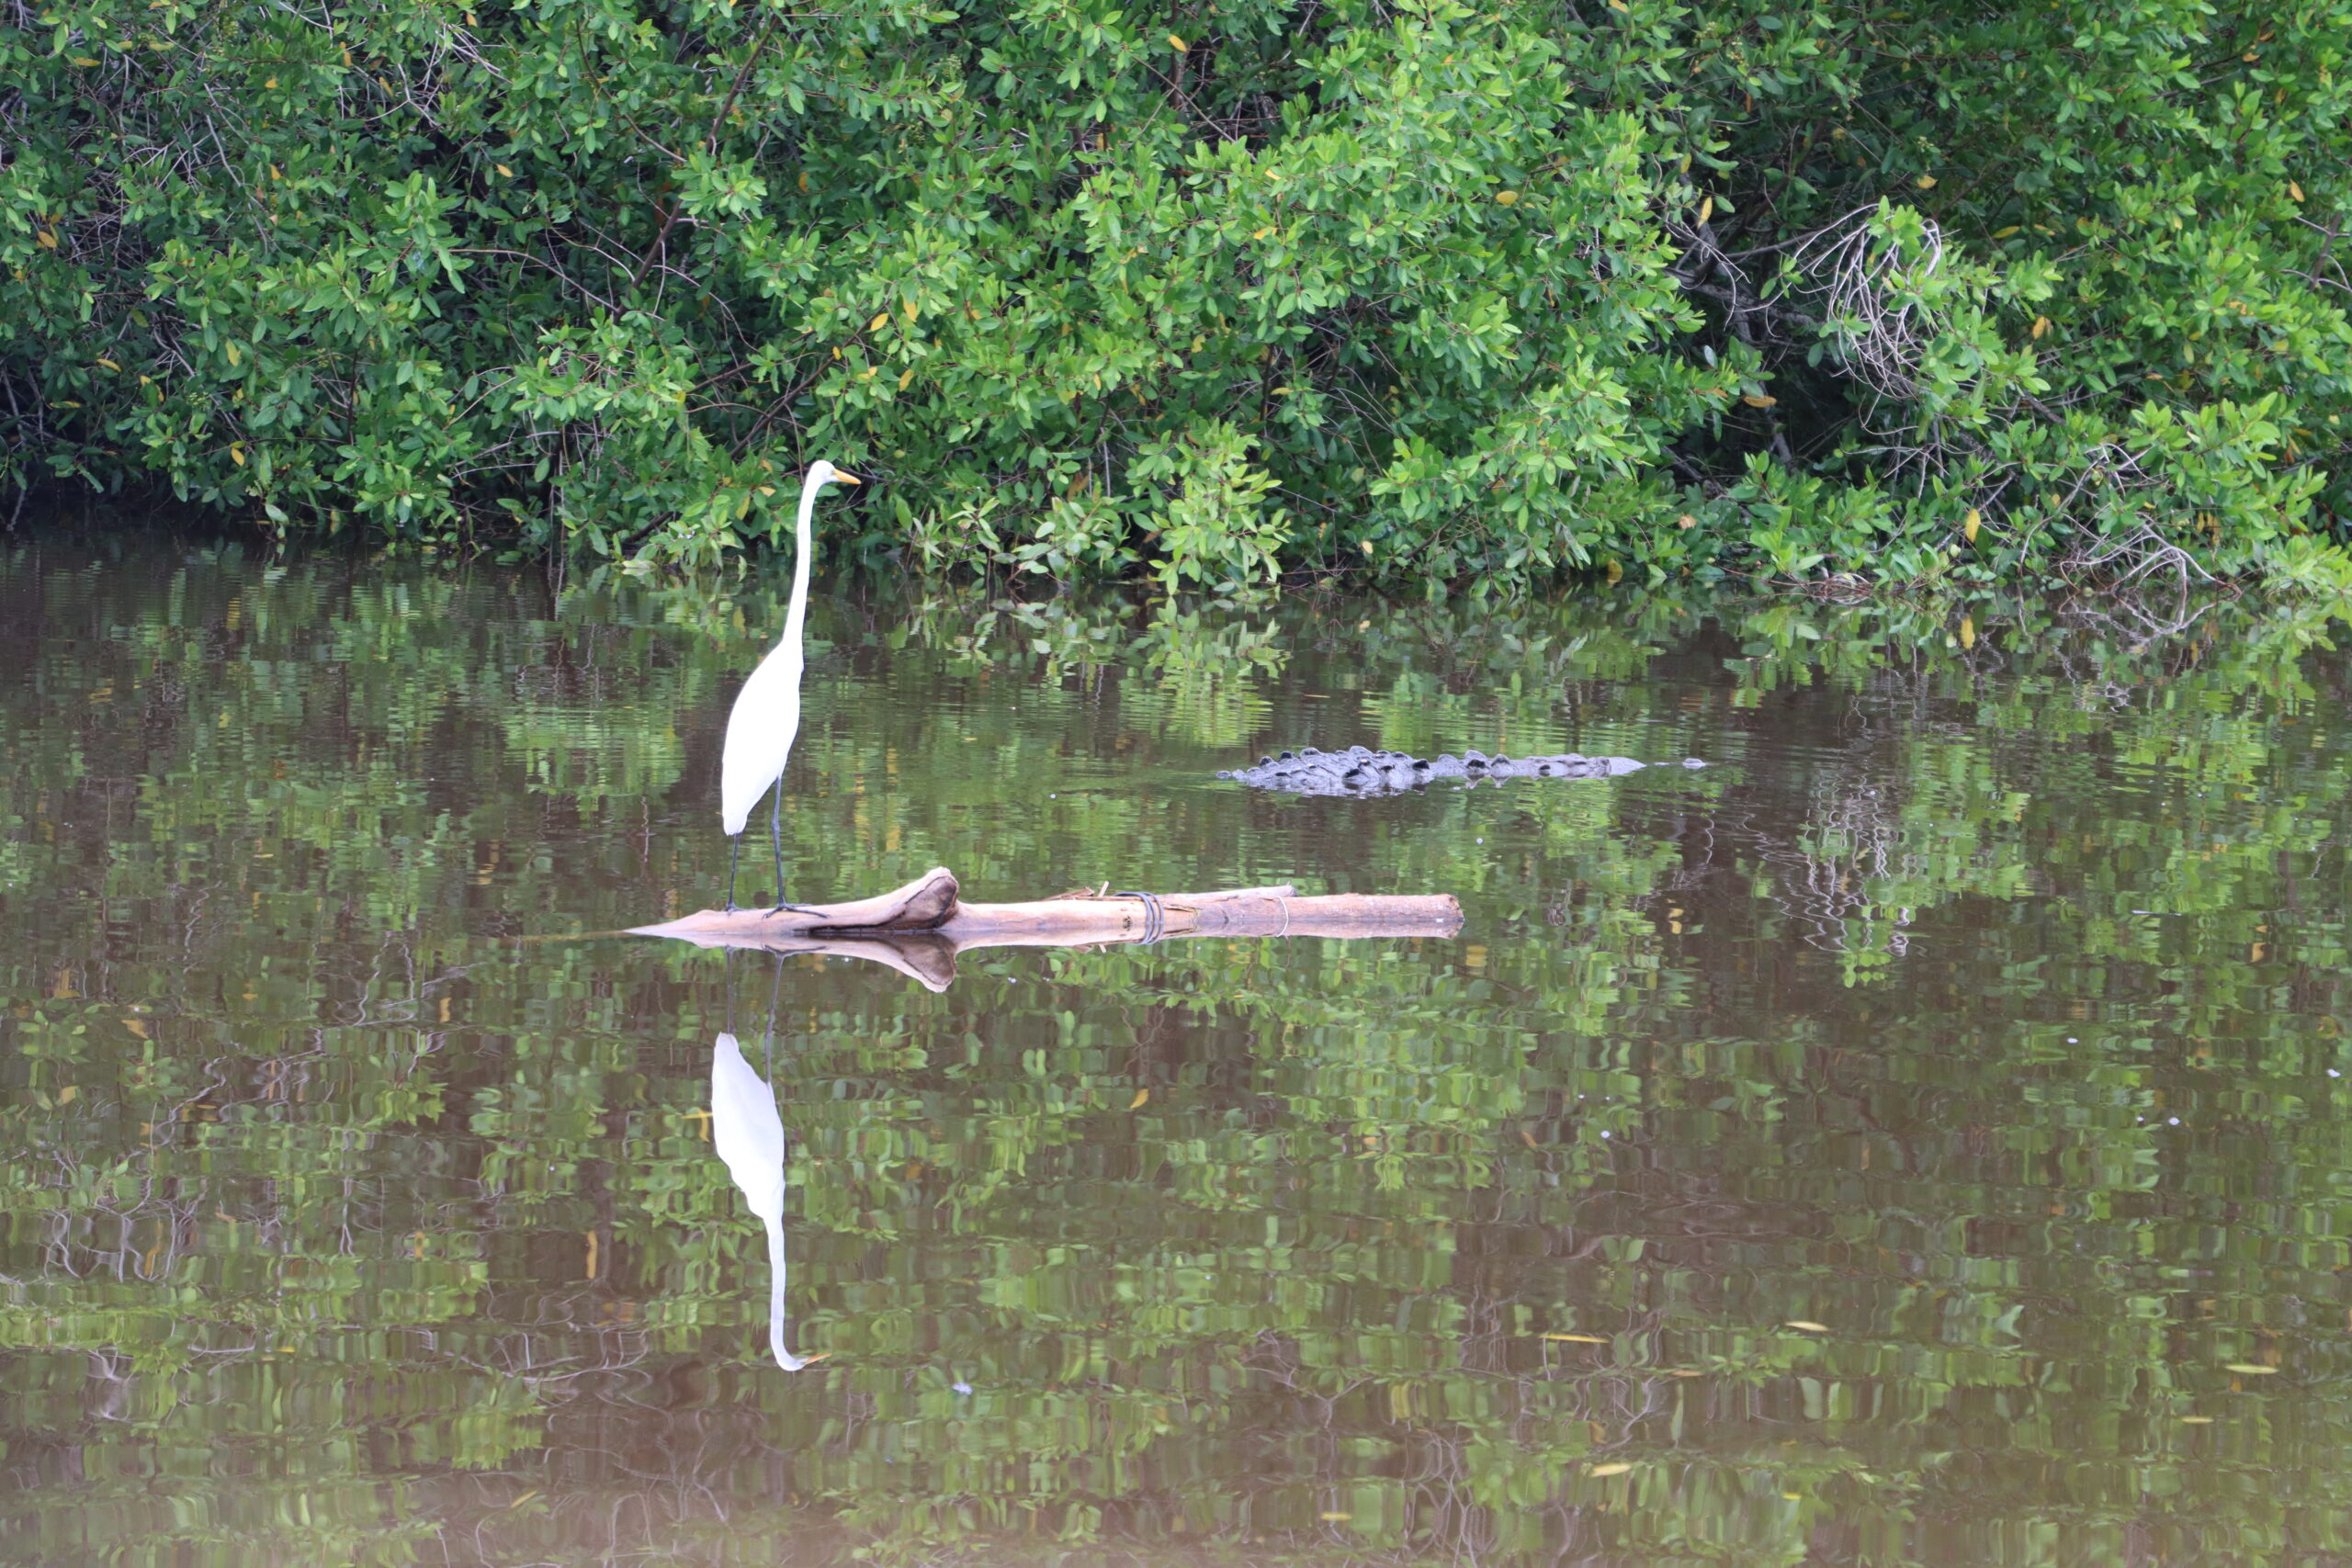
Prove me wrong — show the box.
[5,535,2351,1566]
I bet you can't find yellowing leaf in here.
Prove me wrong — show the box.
[1128,1088,1149,1109]
[897,367,913,389]
[1784,1320,1830,1333]
[868,312,889,333]
[2290,180,2305,201]
[1250,226,1273,240]
[496,164,513,177]
[72,56,99,66]
[1963,507,1981,543]
[2224,1363,2279,1375]
[1495,189,1519,205]
[1994,225,2020,238]
[96,357,119,371]
[1959,615,1975,649]
[2031,315,2050,339]
[901,298,919,322]
[36,230,58,250]
[1588,1463,1634,1477]
[264,75,277,88]
[1677,513,1695,529]
[228,444,245,467]
[225,343,240,367]
[797,170,809,191]
[1915,173,1937,189]
[1698,195,1714,225]
[1742,393,1777,409]
[1168,32,1187,50]
[1543,1333,1608,1343]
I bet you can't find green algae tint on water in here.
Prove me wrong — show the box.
[5,536,2352,1568]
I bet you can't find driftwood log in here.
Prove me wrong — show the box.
[630,868,1463,991]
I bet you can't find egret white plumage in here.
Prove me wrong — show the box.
[722,458,859,910]
[710,1031,820,1371]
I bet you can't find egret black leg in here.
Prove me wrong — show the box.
[768,785,811,914]
[726,835,741,912]
[764,950,785,1074]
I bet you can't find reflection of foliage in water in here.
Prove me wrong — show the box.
[3,541,2352,1564]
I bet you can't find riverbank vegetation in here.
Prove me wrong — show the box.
[6,0,2351,589]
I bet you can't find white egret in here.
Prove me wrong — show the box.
[711,1031,820,1371]
[722,459,860,910]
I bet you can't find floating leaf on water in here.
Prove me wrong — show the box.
[1128,1088,1149,1109]
[1542,1333,1608,1344]
[1587,1462,1633,1477]
[2224,1362,2278,1375]
[1785,1321,1830,1333]
[1317,1512,1351,1521]
[2181,1416,2215,1424]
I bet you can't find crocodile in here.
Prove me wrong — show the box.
[1220,744,1698,797]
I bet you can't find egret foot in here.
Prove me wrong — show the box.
[768,899,815,915]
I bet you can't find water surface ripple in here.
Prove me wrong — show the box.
[4,540,2350,1567]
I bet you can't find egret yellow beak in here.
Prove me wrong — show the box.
[834,470,862,485]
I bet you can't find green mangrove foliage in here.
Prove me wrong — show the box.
[6,0,2352,586]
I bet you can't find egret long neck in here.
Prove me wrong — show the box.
[766,1213,808,1371]
[780,474,820,655]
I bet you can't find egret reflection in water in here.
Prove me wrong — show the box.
[710,956,819,1372]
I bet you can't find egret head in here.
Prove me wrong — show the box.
[807,460,862,491]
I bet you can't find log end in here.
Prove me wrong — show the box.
[629,866,960,942]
